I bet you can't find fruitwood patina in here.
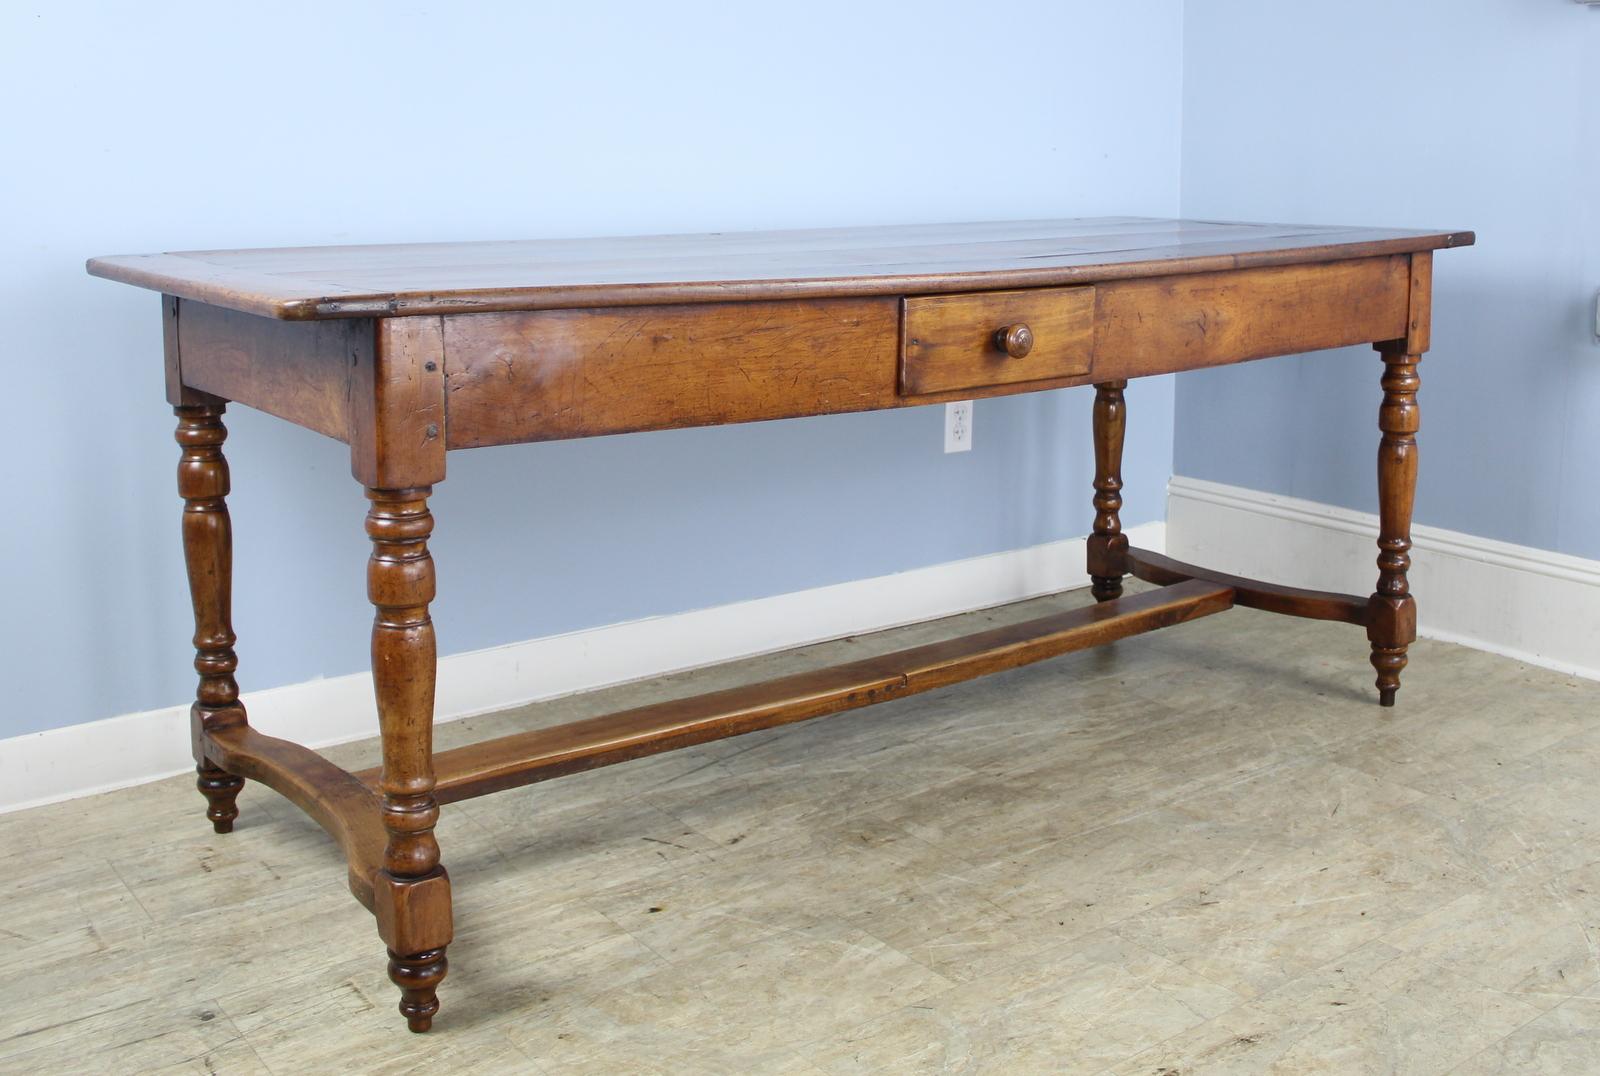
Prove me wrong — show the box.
[90,216,1472,1032]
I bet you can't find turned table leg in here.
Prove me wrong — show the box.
[366,486,452,1032]
[175,403,247,832]
[1088,380,1129,602]
[1369,344,1420,706]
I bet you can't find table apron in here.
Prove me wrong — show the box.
[168,253,1414,454]
[440,254,1411,447]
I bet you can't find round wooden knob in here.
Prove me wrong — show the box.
[994,323,1034,358]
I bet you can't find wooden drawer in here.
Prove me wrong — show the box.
[899,285,1096,396]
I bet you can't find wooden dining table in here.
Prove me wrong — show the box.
[89,216,1472,1032]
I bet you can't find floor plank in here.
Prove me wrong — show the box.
[6,584,1600,1074]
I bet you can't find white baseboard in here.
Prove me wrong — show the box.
[1167,475,1600,682]
[0,522,1164,814]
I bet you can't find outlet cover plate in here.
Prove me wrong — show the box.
[945,401,972,453]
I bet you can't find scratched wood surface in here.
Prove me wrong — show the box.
[87,218,1472,319]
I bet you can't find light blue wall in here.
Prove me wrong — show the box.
[1176,0,1600,560]
[1,2,1184,738]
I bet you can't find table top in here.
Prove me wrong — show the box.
[88,217,1472,321]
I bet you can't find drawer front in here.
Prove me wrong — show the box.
[899,285,1096,396]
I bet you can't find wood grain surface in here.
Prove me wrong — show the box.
[1092,255,1412,376]
[441,298,899,448]
[171,299,363,440]
[88,218,1473,320]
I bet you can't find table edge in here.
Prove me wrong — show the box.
[87,230,1474,321]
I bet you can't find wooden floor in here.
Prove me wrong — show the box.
[7,583,1600,1074]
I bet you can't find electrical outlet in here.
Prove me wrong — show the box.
[944,400,972,453]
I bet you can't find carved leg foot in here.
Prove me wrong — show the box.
[1371,648,1407,708]
[389,946,449,1033]
[1369,344,1420,708]
[196,761,243,833]
[1089,380,1129,601]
